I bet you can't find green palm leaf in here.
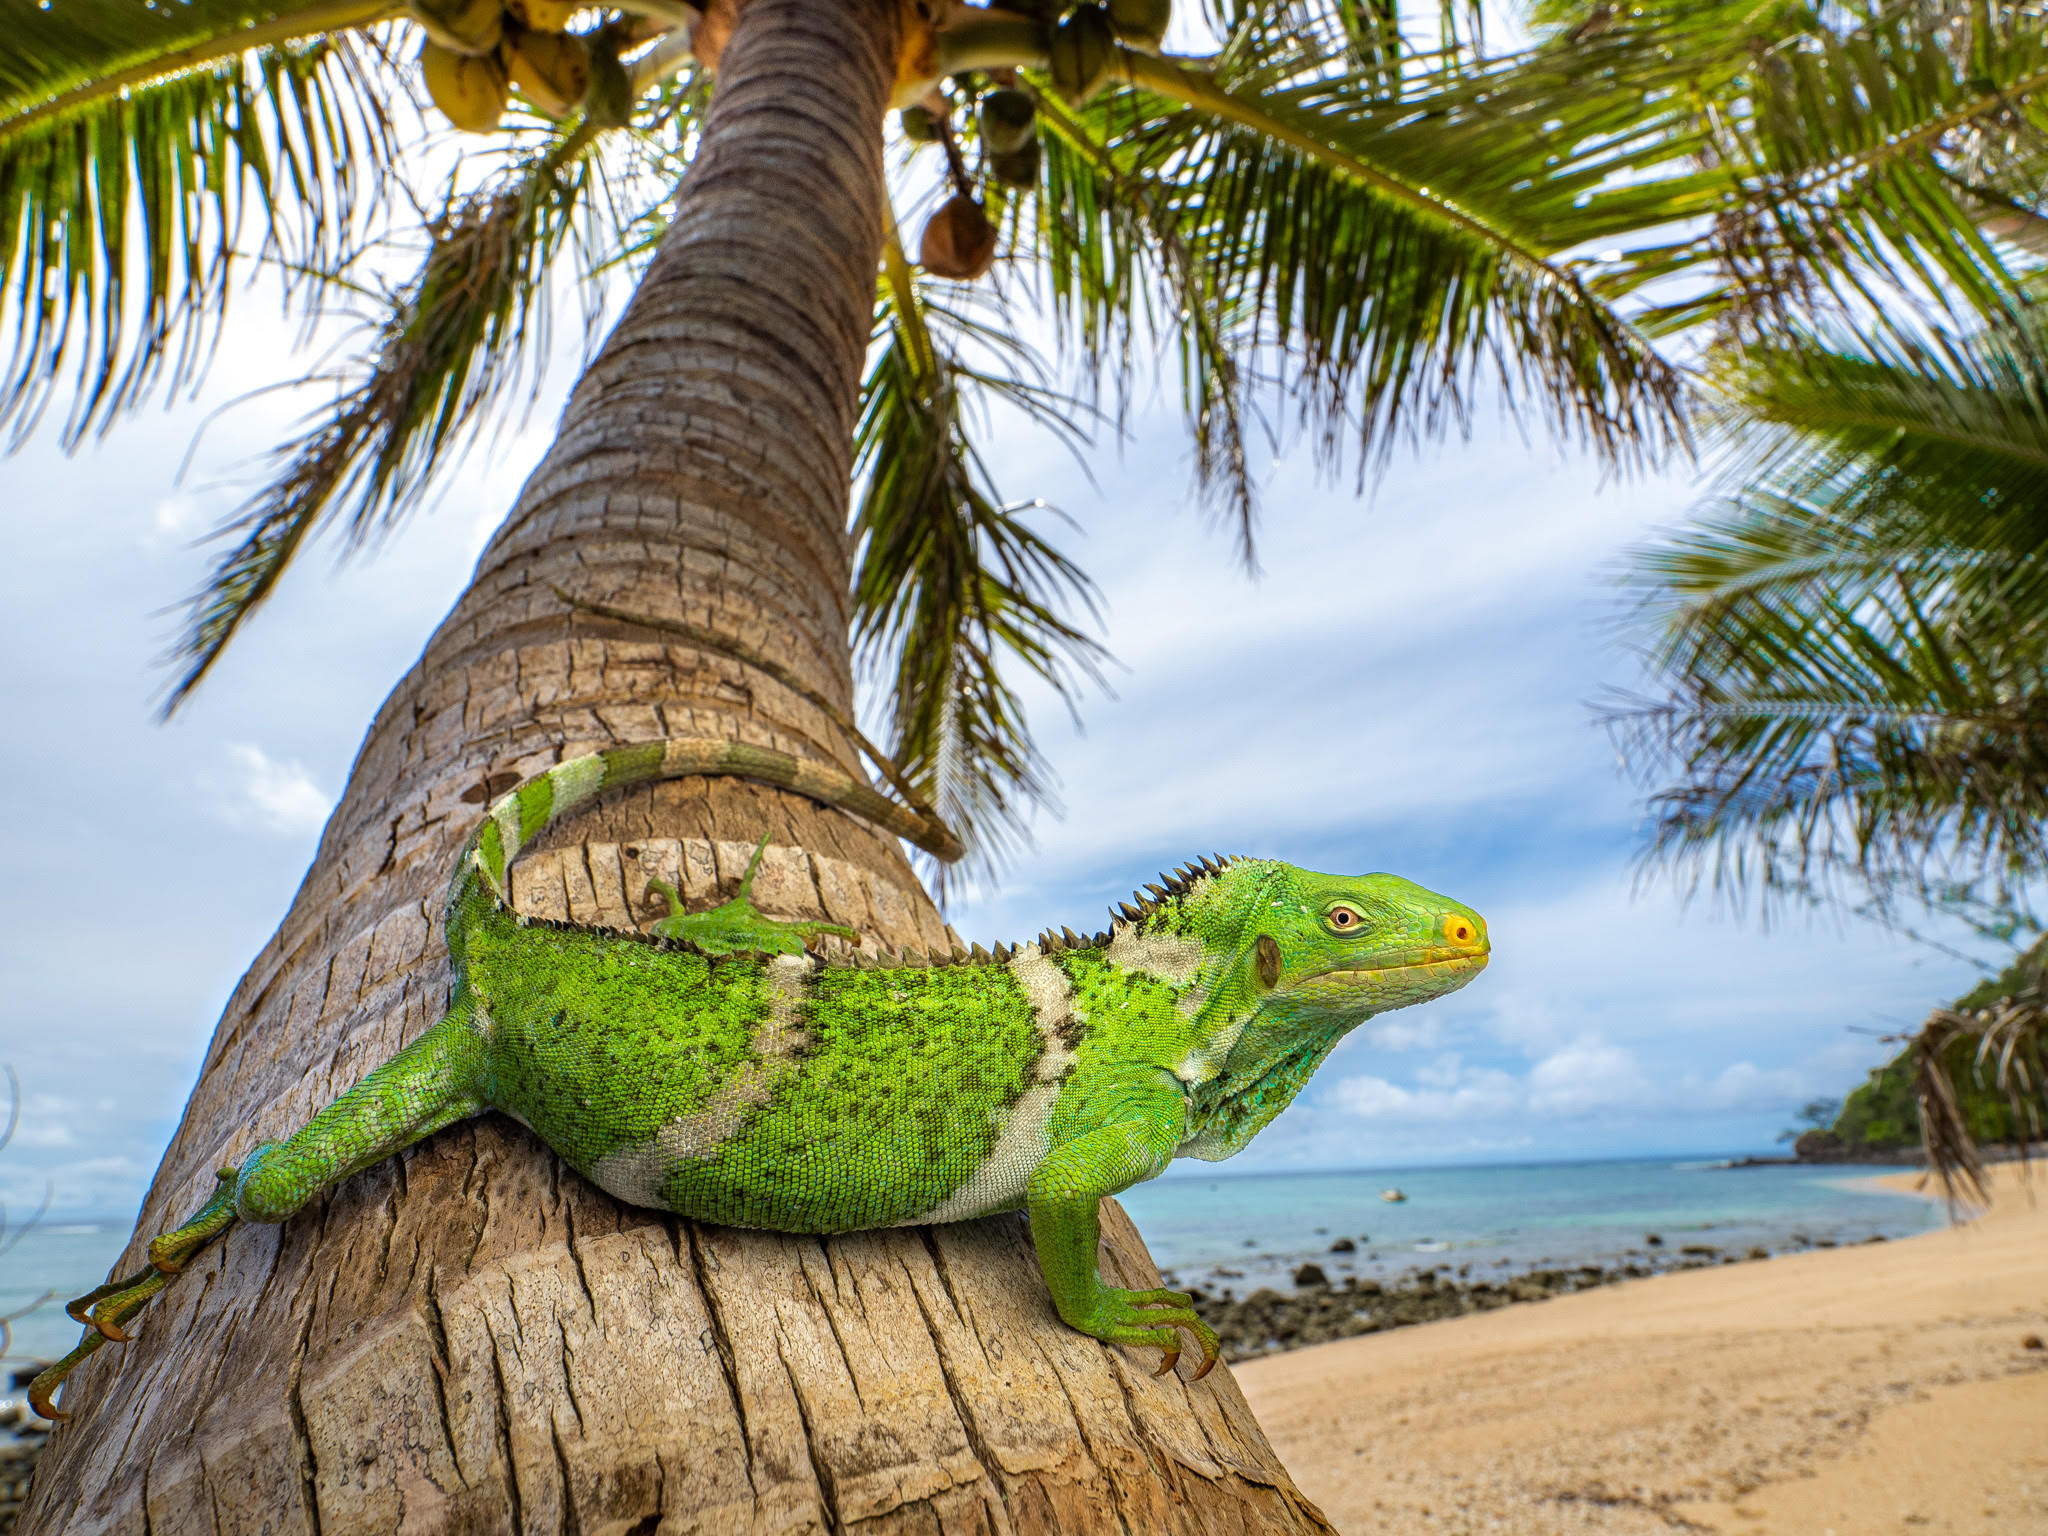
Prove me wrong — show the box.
[1543,0,2048,334]
[1,34,398,443]
[853,227,1110,887]
[1614,315,2048,912]
[163,122,607,709]
[0,0,391,123]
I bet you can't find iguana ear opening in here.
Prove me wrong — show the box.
[1255,934,1282,988]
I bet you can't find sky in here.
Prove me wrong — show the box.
[0,264,2007,1223]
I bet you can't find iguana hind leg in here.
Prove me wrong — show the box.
[30,1011,485,1421]
[648,832,860,955]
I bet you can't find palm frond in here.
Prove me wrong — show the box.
[1912,968,2048,1208]
[1025,84,1262,562]
[853,228,1111,892]
[0,32,400,443]
[1023,30,1698,509]
[1612,316,2048,913]
[0,0,391,124]
[1544,0,2048,336]
[162,123,605,710]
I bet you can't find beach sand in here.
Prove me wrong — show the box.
[1235,1167,2048,1534]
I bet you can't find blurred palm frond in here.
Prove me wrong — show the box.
[853,234,1111,890]
[163,122,609,708]
[1611,314,2048,915]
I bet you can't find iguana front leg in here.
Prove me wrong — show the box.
[1028,1090,1220,1380]
[29,1011,485,1420]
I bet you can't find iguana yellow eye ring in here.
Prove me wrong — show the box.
[1324,904,1365,934]
[1444,915,1476,944]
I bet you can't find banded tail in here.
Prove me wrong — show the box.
[449,736,963,920]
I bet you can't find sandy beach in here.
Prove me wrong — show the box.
[1236,1167,2048,1535]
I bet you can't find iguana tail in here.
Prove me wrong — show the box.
[448,736,962,924]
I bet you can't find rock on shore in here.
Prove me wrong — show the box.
[0,1387,52,1536]
[1190,1258,1727,1362]
[0,1435,45,1536]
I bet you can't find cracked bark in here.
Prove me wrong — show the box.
[22,0,1333,1528]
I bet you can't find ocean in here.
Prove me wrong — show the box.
[1123,1157,1944,1295]
[0,1158,1942,1374]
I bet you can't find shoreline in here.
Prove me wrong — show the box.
[1236,1163,2048,1535]
[1185,1233,1902,1364]
[1134,1155,1945,1314]
[1179,1165,1948,1364]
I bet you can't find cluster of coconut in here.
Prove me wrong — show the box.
[914,0,1171,280]
[412,0,628,130]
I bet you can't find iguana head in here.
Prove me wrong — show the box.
[1248,865,1490,1021]
[1161,859,1491,1159]
[1172,859,1490,1023]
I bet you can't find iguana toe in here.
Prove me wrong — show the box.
[1078,1284,1218,1381]
[34,1169,243,1417]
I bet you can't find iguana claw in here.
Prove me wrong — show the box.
[28,1168,242,1422]
[1076,1282,1221,1382]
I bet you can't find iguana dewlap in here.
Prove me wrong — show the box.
[34,737,1489,1419]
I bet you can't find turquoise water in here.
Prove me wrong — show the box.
[1123,1158,1943,1293]
[1,1222,132,1380]
[0,1159,1941,1374]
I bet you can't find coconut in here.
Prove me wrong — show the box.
[509,0,579,28]
[409,0,504,56]
[1048,6,1115,104]
[988,140,1040,189]
[420,38,510,131]
[979,88,1036,153]
[1107,0,1171,51]
[920,194,998,280]
[503,27,591,117]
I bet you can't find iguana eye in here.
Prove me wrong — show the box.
[1324,905,1365,935]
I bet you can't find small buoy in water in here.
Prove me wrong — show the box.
[1380,1188,1407,1203]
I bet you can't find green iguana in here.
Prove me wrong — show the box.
[32,736,1489,1420]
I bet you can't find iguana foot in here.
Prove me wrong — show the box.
[648,833,861,956]
[30,1168,242,1421]
[1070,1283,1221,1381]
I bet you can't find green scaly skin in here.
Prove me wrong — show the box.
[32,737,1489,1420]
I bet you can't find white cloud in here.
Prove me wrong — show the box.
[1363,1015,1444,1051]
[11,1092,77,1147]
[1333,1064,1523,1123]
[1415,1051,1464,1089]
[1330,1032,1827,1139]
[151,494,210,541]
[1335,1035,1664,1126]
[1487,994,1567,1053]
[210,743,333,835]
[1687,1060,1812,1113]
[1526,1037,1654,1117]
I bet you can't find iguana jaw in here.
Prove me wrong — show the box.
[1322,946,1490,983]
[1289,945,1489,1013]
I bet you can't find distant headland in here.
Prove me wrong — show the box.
[1743,933,2048,1172]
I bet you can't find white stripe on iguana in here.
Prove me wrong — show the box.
[902,943,1079,1226]
[1105,925,1206,987]
[1102,923,1238,1086]
[490,795,529,872]
[486,752,622,884]
[550,750,611,812]
[585,955,814,1207]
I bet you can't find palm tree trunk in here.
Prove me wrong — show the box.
[22,0,1334,1529]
